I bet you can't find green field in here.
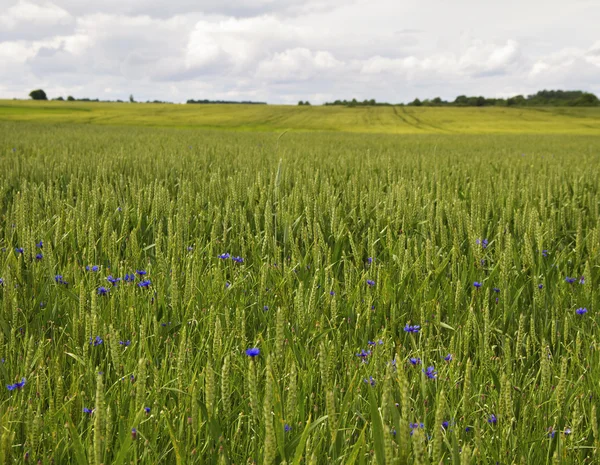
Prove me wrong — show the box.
[0,112,599,464]
[1,99,600,134]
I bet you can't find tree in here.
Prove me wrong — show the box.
[572,93,599,106]
[298,101,304,106]
[129,94,135,103]
[29,89,48,100]
[67,96,75,101]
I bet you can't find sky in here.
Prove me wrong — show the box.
[0,0,599,104]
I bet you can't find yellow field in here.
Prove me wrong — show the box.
[1,99,599,134]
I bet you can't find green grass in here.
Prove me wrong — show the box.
[1,100,600,134]
[0,120,599,464]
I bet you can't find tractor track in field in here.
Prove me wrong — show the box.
[391,106,453,133]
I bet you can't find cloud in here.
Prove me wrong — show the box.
[360,39,522,80]
[0,1,74,40]
[0,0,598,103]
[35,0,345,19]
[256,48,343,81]
[526,42,600,92]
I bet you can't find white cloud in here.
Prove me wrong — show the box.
[0,0,598,103]
[0,1,74,40]
[256,48,343,81]
[360,40,522,80]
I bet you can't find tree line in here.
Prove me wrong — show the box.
[324,90,599,107]
[27,88,600,107]
[186,99,267,105]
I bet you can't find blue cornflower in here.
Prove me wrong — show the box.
[107,275,120,285]
[409,422,424,436]
[377,339,383,345]
[124,274,135,282]
[232,256,244,263]
[444,354,453,362]
[409,357,421,365]
[366,279,375,287]
[356,349,371,361]
[442,421,449,430]
[473,282,482,288]
[137,280,151,288]
[404,324,420,333]
[368,340,375,346]
[476,238,488,249]
[564,428,572,435]
[97,286,109,296]
[364,376,376,386]
[136,270,147,276]
[246,347,260,357]
[35,253,43,261]
[263,306,269,311]
[36,241,43,248]
[542,250,548,257]
[367,257,373,264]
[86,265,99,272]
[225,281,230,288]
[565,277,576,284]
[15,247,24,254]
[144,407,151,414]
[119,340,131,346]
[492,287,500,293]
[548,428,556,439]
[284,424,292,433]
[131,428,137,439]
[488,414,497,425]
[423,366,437,379]
[576,307,588,316]
[579,276,585,284]
[90,336,103,346]
[0,278,4,286]
[6,378,26,391]
[83,407,93,414]
[465,426,473,432]
[330,290,335,295]
[538,284,543,289]
[187,246,194,251]
[218,253,230,260]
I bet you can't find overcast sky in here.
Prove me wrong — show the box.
[1,0,599,104]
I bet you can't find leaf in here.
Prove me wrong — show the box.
[165,415,183,465]
[292,415,312,465]
[63,413,88,465]
[344,425,366,465]
[368,387,386,465]
[64,352,85,366]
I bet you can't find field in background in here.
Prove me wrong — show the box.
[1,99,600,134]
[0,119,599,464]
